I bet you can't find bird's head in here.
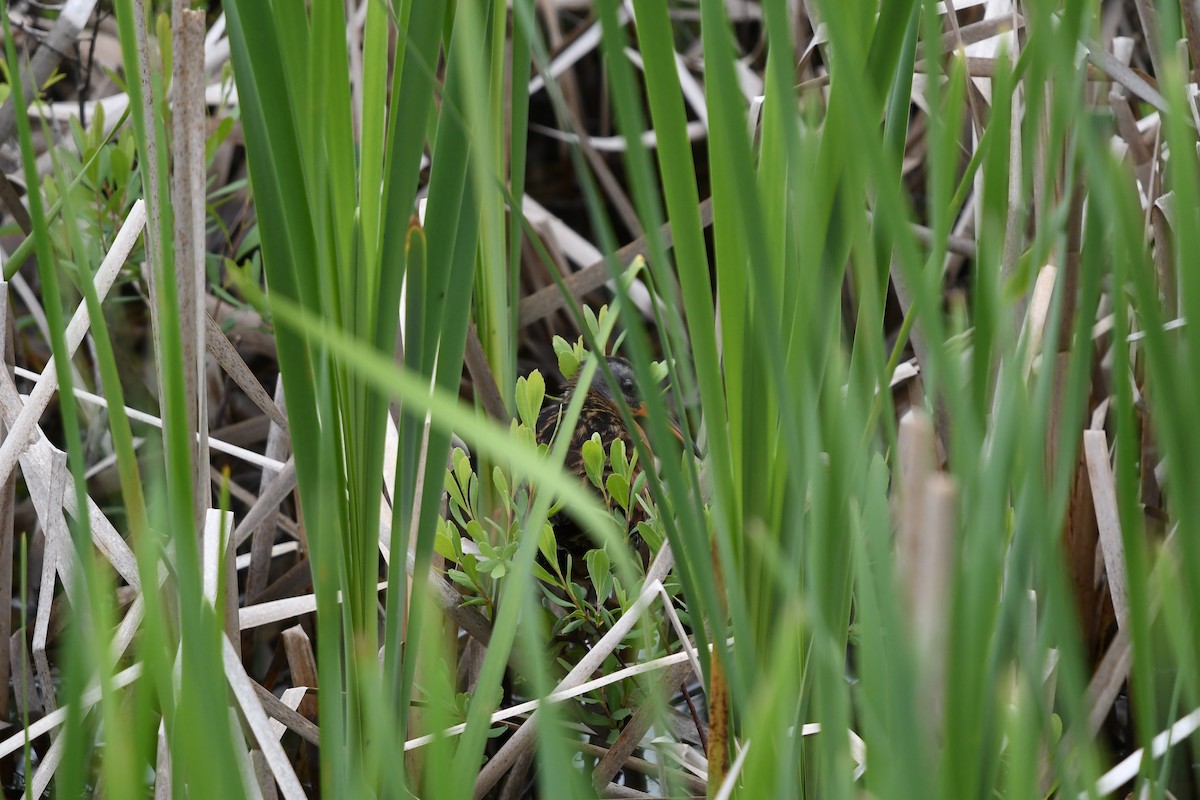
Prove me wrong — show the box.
[586,355,689,451]
[590,355,640,408]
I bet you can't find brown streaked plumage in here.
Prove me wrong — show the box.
[536,355,676,557]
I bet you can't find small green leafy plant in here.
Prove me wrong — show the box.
[436,350,681,744]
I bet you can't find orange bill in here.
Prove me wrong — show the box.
[633,402,688,450]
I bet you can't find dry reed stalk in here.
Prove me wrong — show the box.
[0,0,97,157]
[0,308,142,588]
[704,538,729,798]
[248,379,291,603]
[234,459,298,548]
[205,317,289,431]
[0,203,146,489]
[1083,430,1131,630]
[0,285,14,723]
[895,410,955,726]
[282,625,318,719]
[591,659,694,791]
[172,4,212,521]
[221,637,307,799]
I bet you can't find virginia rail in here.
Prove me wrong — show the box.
[535,355,683,557]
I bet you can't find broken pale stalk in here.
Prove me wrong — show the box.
[0,202,146,489]
[472,545,676,797]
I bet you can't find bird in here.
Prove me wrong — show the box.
[535,354,684,560]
